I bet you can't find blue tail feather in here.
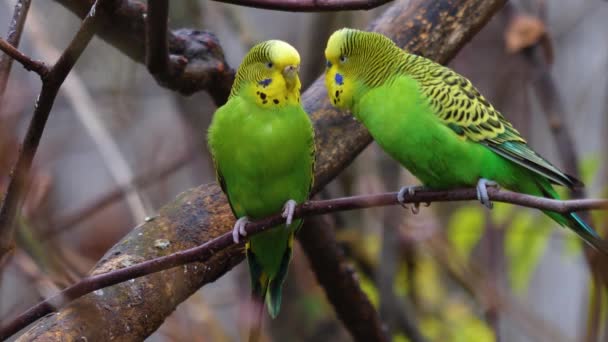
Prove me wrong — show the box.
[566,213,608,254]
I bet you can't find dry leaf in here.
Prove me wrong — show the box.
[505,14,546,53]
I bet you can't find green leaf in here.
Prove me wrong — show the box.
[505,212,552,293]
[444,300,495,342]
[580,155,600,185]
[358,272,379,308]
[447,206,485,261]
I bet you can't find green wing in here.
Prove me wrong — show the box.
[409,57,582,188]
[212,158,241,217]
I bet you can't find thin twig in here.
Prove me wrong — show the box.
[0,0,33,96]
[23,7,151,226]
[1,187,607,339]
[0,0,115,262]
[42,151,193,239]
[211,0,393,12]
[145,0,170,76]
[0,38,47,77]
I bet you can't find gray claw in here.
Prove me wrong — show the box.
[282,199,297,227]
[476,178,498,209]
[411,202,420,215]
[397,186,425,212]
[232,216,250,243]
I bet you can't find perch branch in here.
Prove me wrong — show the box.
[0,0,115,265]
[16,0,509,340]
[2,187,607,339]
[210,0,392,12]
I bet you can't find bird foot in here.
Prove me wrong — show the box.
[476,178,499,209]
[232,216,250,243]
[397,186,427,215]
[281,199,297,227]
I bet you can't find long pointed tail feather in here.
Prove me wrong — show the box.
[246,248,267,342]
[245,238,294,341]
[266,243,292,318]
[566,213,608,255]
[533,179,608,255]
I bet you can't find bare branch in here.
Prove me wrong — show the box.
[299,215,389,342]
[0,0,34,94]
[54,0,234,104]
[2,186,607,339]
[0,38,48,77]
[41,151,193,240]
[0,0,117,264]
[145,0,170,77]
[210,0,393,12]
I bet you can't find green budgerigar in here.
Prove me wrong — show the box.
[324,28,607,253]
[208,40,315,318]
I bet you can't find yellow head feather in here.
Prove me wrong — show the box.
[324,28,403,110]
[231,40,302,108]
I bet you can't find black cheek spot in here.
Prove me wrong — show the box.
[273,99,279,104]
[335,90,340,98]
[260,92,267,100]
[333,99,337,105]
[285,96,288,100]
[263,100,268,104]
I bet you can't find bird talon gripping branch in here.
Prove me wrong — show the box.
[232,216,250,244]
[281,199,297,227]
[397,185,425,213]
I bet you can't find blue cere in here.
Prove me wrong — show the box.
[258,78,272,87]
[335,73,344,85]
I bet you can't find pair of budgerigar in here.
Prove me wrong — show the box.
[208,28,607,326]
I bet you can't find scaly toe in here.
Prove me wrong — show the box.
[232,216,250,244]
[282,199,297,227]
[411,202,420,215]
[476,178,497,210]
[398,186,426,210]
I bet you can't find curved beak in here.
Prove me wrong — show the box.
[282,64,299,89]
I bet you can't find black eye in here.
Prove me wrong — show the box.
[339,55,346,63]
[266,62,273,68]
[326,60,332,68]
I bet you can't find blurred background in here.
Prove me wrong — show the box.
[0,0,607,341]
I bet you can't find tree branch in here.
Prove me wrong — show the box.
[3,187,607,339]
[0,0,35,95]
[210,0,393,12]
[0,0,117,263]
[12,0,509,339]
[299,214,389,342]
[0,38,48,77]
[41,151,193,240]
[145,0,170,77]
[54,0,234,104]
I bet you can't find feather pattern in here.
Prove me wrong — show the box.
[325,28,581,189]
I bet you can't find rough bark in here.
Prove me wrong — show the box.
[18,0,507,340]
